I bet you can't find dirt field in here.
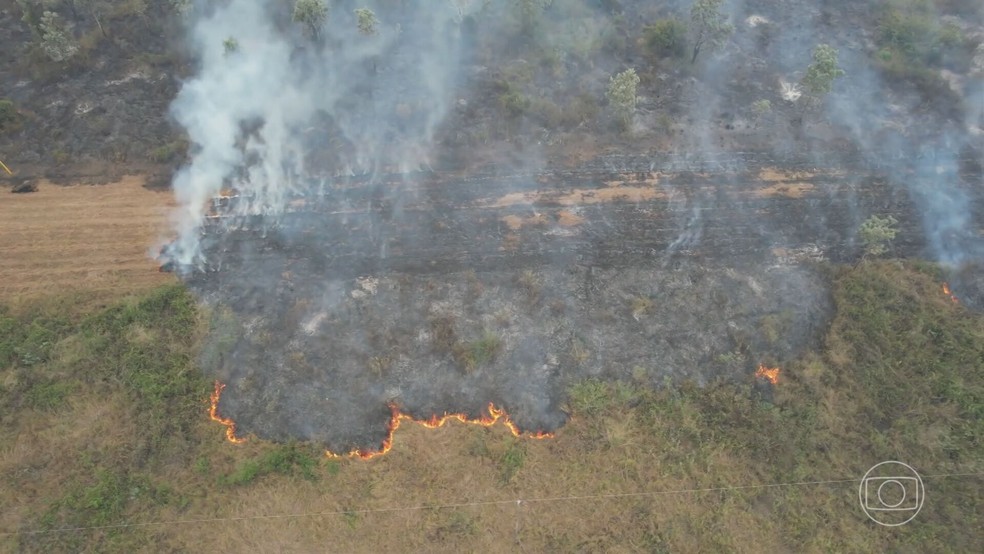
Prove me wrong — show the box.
[0,177,176,301]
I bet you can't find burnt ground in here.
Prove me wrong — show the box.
[175,151,984,453]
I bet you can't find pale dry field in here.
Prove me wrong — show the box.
[0,177,176,301]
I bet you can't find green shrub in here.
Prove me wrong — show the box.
[0,99,18,131]
[643,19,687,59]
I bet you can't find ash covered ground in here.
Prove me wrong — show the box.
[175,151,983,452]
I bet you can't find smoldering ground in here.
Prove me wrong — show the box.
[163,1,983,452]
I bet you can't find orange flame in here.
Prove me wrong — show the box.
[326,402,555,460]
[942,283,959,304]
[209,381,246,444]
[755,364,780,385]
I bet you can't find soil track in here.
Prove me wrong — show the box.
[0,177,175,300]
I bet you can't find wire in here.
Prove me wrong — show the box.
[3,471,981,537]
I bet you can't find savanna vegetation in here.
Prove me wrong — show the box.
[1,260,981,551]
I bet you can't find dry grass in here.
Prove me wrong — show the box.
[0,177,176,303]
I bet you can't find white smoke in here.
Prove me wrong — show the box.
[166,0,481,266]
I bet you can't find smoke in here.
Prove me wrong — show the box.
[166,0,481,266]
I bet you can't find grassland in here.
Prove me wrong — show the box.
[1,261,982,552]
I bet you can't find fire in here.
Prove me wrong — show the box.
[942,283,959,304]
[209,381,246,444]
[208,380,552,458]
[326,402,555,461]
[755,364,780,385]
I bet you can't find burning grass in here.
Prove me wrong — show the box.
[1,261,983,552]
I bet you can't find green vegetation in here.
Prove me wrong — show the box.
[2,262,982,551]
[220,443,320,486]
[293,0,328,40]
[0,99,19,132]
[222,36,239,55]
[801,44,845,96]
[643,19,687,59]
[606,68,640,130]
[859,214,899,257]
[354,7,378,36]
[689,0,733,64]
[874,0,978,96]
[750,98,771,117]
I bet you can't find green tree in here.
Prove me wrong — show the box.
[689,0,733,64]
[354,8,378,36]
[801,44,845,95]
[859,214,898,258]
[39,10,78,62]
[644,19,687,59]
[293,0,328,40]
[514,0,552,37]
[606,68,641,130]
[223,37,239,55]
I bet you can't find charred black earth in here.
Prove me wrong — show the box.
[170,152,984,453]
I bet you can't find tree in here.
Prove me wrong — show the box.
[293,0,328,40]
[38,11,78,62]
[751,99,771,117]
[859,215,898,258]
[223,37,239,55]
[355,8,378,36]
[801,44,845,96]
[689,0,733,64]
[514,0,552,37]
[644,19,687,59]
[606,68,640,130]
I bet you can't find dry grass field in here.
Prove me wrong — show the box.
[0,177,175,303]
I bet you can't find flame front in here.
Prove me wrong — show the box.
[942,283,959,304]
[209,381,246,444]
[326,402,555,460]
[755,364,780,385]
[208,380,552,458]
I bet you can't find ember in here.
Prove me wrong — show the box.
[942,283,959,304]
[755,364,780,385]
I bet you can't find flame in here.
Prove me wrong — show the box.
[942,283,959,304]
[209,381,246,444]
[326,402,555,460]
[755,364,780,385]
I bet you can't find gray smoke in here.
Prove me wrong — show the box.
[167,0,480,266]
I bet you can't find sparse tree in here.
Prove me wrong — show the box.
[689,0,733,64]
[801,44,845,96]
[293,0,328,40]
[606,68,640,130]
[751,99,771,117]
[514,0,553,37]
[859,214,898,258]
[223,37,239,55]
[355,8,378,36]
[38,11,78,62]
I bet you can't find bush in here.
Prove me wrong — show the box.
[643,19,687,59]
[0,99,18,131]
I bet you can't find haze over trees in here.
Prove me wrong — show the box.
[802,44,846,95]
[689,0,733,64]
[293,0,328,40]
[606,68,640,130]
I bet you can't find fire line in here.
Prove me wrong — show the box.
[208,380,553,458]
[755,364,780,385]
[209,381,246,444]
